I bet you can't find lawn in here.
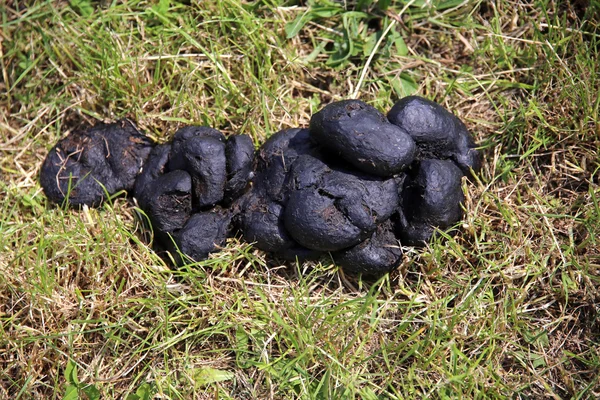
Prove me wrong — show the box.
[1,0,599,398]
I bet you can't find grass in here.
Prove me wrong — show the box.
[1,0,599,398]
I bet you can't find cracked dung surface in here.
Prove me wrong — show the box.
[40,120,154,207]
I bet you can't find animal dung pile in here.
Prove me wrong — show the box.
[40,96,481,277]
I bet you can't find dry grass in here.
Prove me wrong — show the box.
[1,0,599,398]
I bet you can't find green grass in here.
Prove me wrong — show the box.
[1,0,600,398]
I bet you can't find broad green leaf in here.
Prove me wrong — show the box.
[135,382,155,400]
[309,94,321,114]
[62,385,79,400]
[393,33,408,56]
[82,385,101,400]
[391,73,418,97]
[523,328,550,348]
[192,367,235,387]
[64,360,79,386]
[126,382,155,400]
[363,32,377,57]
[400,73,418,96]
[531,353,547,368]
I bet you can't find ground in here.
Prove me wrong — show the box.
[1,0,599,399]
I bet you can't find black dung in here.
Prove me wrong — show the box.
[387,96,481,176]
[333,220,403,277]
[40,120,154,207]
[40,96,481,276]
[172,209,232,263]
[224,134,255,204]
[395,159,465,246]
[310,100,416,176]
